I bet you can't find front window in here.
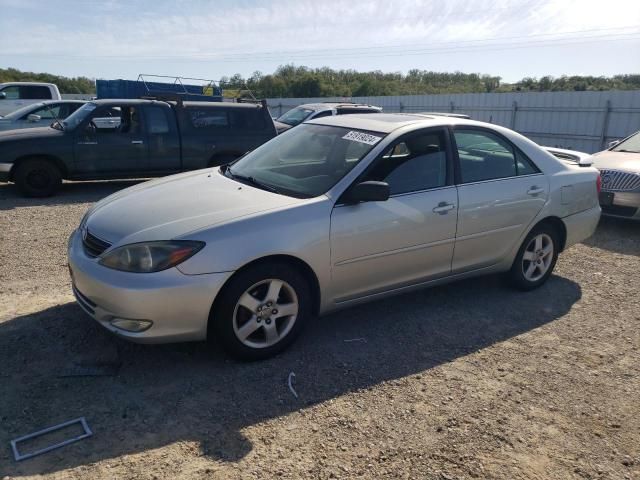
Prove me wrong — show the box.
[62,102,97,130]
[226,124,384,198]
[276,107,315,127]
[612,131,640,153]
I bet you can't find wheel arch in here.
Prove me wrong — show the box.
[529,216,567,252]
[210,254,322,320]
[9,154,68,181]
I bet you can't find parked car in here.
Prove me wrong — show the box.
[590,130,640,220]
[0,100,85,131]
[68,113,601,360]
[0,82,62,116]
[542,146,593,166]
[274,102,382,133]
[0,99,277,196]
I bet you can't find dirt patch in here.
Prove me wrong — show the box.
[1,182,639,479]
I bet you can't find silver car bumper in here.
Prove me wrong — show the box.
[600,190,640,220]
[563,205,601,249]
[67,229,233,343]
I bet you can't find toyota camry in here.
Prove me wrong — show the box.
[68,114,601,360]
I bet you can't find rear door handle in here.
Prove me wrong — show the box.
[433,202,456,214]
[131,140,144,145]
[527,186,544,195]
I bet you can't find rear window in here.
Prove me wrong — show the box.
[146,106,170,134]
[229,109,266,130]
[188,108,228,129]
[20,86,53,100]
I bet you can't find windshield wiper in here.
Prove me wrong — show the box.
[617,149,640,153]
[226,168,279,193]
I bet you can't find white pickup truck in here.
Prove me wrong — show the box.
[0,82,62,116]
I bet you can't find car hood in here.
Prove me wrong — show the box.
[0,126,61,141]
[86,169,302,245]
[591,150,640,172]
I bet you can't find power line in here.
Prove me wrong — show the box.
[3,27,639,62]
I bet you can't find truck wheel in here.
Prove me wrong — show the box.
[14,158,62,197]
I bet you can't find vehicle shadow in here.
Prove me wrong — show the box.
[0,180,146,210]
[584,216,640,255]
[0,274,581,476]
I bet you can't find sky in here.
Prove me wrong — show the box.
[1,0,639,83]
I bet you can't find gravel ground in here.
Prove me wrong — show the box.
[0,180,639,480]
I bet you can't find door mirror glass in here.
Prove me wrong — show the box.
[27,114,41,122]
[0,92,6,100]
[608,140,620,149]
[343,181,390,203]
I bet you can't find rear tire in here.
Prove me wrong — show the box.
[13,158,62,197]
[509,224,560,291]
[209,262,312,361]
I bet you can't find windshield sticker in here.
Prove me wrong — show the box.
[342,131,382,145]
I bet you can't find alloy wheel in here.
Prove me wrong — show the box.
[232,278,299,349]
[522,233,554,282]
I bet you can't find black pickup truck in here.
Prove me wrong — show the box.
[0,99,277,196]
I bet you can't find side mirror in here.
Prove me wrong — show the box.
[608,140,620,149]
[27,114,41,123]
[0,92,6,100]
[343,181,390,204]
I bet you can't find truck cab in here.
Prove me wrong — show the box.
[0,82,62,116]
[0,99,277,196]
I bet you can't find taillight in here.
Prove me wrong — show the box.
[596,174,602,194]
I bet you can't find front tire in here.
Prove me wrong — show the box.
[509,225,559,291]
[210,262,312,360]
[13,158,62,197]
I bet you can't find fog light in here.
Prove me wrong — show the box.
[110,318,153,332]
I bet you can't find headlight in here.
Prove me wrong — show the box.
[99,241,204,273]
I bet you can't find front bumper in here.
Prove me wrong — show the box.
[599,190,640,220]
[67,229,233,343]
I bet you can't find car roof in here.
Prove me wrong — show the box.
[305,113,486,133]
[298,102,381,111]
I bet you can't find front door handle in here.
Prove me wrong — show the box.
[433,202,455,214]
[131,140,144,145]
[527,186,544,195]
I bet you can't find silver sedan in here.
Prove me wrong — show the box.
[68,114,601,360]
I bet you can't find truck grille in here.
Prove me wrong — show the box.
[82,230,111,258]
[599,169,640,191]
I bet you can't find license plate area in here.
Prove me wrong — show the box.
[599,191,614,206]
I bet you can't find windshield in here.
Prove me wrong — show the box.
[612,131,640,153]
[226,124,385,198]
[62,102,97,130]
[277,107,315,127]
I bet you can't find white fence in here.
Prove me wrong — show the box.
[266,90,640,153]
